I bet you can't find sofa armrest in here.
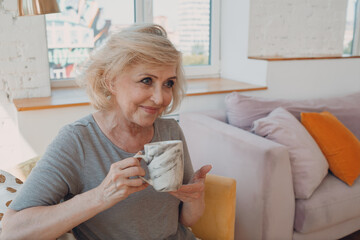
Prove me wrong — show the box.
[180,112,295,240]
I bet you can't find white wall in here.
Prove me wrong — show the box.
[16,105,95,163]
[220,0,268,86]
[248,0,348,57]
[0,0,51,168]
[0,0,50,100]
[246,58,360,99]
[0,91,21,170]
[221,0,360,100]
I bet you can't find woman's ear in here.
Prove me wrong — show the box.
[106,77,116,95]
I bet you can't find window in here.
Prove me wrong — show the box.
[46,0,134,82]
[152,0,220,77]
[343,0,359,55]
[353,0,360,55]
[45,0,220,85]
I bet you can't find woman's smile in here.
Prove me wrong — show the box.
[140,105,161,115]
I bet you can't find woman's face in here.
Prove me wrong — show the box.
[111,63,177,127]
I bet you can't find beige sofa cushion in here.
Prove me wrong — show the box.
[252,107,328,199]
[294,174,360,233]
[7,156,40,182]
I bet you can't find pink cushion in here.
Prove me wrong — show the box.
[252,107,328,199]
[225,92,360,140]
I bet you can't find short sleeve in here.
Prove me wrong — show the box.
[10,125,84,211]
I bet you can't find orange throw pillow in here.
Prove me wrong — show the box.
[301,111,360,186]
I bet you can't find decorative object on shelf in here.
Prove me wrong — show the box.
[18,0,60,16]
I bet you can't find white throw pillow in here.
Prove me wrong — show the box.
[251,107,328,199]
[0,170,23,230]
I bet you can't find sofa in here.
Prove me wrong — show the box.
[179,91,360,240]
[0,157,236,240]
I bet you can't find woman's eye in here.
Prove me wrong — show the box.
[140,77,152,85]
[164,80,175,88]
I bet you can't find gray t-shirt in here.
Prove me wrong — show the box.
[11,115,195,240]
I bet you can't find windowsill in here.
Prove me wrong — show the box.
[13,78,267,112]
[248,55,360,61]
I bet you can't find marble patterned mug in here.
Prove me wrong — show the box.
[135,140,184,192]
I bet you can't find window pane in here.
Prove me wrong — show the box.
[343,0,357,55]
[153,0,211,66]
[46,0,134,80]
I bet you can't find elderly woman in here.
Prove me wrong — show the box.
[1,24,211,240]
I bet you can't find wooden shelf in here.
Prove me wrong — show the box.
[186,78,267,96]
[13,87,90,111]
[248,55,360,61]
[13,78,267,111]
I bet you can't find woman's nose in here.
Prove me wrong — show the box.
[150,86,163,105]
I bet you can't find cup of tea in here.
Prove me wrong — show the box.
[135,140,184,192]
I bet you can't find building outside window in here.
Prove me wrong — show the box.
[154,0,210,66]
[45,0,219,83]
[46,0,134,81]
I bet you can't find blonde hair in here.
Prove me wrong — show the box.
[77,24,186,114]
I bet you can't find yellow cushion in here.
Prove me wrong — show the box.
[301,111,360,186]
[191,174,236,240]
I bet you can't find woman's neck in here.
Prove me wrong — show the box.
[92,110,154,153]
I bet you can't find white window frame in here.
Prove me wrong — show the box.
[51,0,220,87]
[185,0,220,78]
[353,0,360,55]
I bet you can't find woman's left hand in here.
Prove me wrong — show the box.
[169,165,212,202]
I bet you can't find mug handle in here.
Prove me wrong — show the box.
[133,153,149,163]
[134,153,153,186]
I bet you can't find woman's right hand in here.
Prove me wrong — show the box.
[95,156,148,209]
